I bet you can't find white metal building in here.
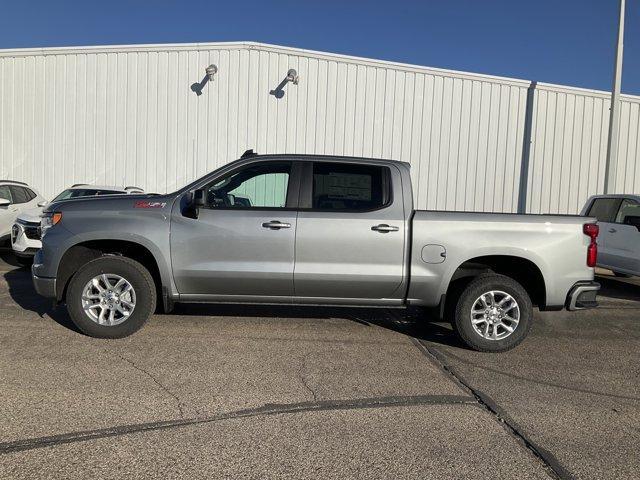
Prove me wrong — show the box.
[0,41,639,213]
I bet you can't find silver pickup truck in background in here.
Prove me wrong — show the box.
[32,153,600,352]
[580,194,640,278]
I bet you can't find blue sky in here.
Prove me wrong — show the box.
[1,0,639,95]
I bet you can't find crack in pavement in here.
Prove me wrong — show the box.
[411,338,576,480]
[299,353,318,402]
[113,352,187,419]
[440,348,640,403]
[0,394,476,455]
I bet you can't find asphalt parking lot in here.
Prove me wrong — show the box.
[0,251,638,480]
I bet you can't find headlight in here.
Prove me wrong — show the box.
[40,212,62,236]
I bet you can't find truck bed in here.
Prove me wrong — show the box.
[406,210,595,308]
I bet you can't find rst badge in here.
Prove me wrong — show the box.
[134,201,166,209]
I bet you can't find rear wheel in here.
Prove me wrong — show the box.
[66,256,156,338]
[453,274,532,352]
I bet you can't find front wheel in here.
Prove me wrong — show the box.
[66,256,156,338]
[453,274,532,352]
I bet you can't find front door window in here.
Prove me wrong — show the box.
[204,163,291,209]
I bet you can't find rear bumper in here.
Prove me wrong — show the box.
[32,270,57,299]
[566,281,599,310]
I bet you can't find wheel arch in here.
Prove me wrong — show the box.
[56,239,165,307]
[445,254,547,309]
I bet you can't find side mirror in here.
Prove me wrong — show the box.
[0,198,10,207]
[193,189,206,208]
[623,215,640,232]
[37,201,48,208]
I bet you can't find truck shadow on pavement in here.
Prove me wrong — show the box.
[4,267,638,348]
[2,268,463,348]
[595,275,640,303]
[0,248,23,268]
[2,268,82,333]
[170,303,466,348]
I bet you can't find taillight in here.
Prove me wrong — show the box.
[583,223,599,267]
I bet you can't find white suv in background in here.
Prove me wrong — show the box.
[0,181,45,250]
[581,194,640,277]
[11,184,144,264]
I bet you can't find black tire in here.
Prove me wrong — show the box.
[613,271,632,278]
[66,256,156,338]
[453,274,532,352]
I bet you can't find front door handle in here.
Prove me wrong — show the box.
[609,228,617,233]
[371,224,399,233]
[262,220,291,230]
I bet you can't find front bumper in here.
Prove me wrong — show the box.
[566,281,600,310]
[14,248,39,258]
[11,222,42,254]
[32,270,57,299]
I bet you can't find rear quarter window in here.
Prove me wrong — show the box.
[20,188,37,201]
[587,198,620,223]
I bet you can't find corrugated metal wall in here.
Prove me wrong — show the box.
[1,42,639,213]
[526,84,640,214]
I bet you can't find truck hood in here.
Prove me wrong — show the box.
[16,207,44,224]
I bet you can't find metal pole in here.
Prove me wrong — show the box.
[604,0,625,194]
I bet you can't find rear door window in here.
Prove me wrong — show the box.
[9,186,30,204]
[311,163,390,211]
[587,198,620,223]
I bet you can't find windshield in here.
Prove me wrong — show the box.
[51,188,123,202]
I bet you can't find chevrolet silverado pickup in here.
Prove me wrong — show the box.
[32,153,600,352]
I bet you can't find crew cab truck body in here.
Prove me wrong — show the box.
[32,154,599,352]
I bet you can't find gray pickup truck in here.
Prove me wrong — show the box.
[32,153,600,351]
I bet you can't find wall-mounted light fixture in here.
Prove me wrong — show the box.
[285,68,299,85]
[191,64,218,96]
[205,64,218,81]
[269,68,300,98]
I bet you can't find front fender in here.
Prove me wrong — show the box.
[71,231,173,292]
[33,212,177,296]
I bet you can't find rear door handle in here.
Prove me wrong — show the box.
[371,224,399,233]
[262,220,291,230]
[609,228,617,233]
